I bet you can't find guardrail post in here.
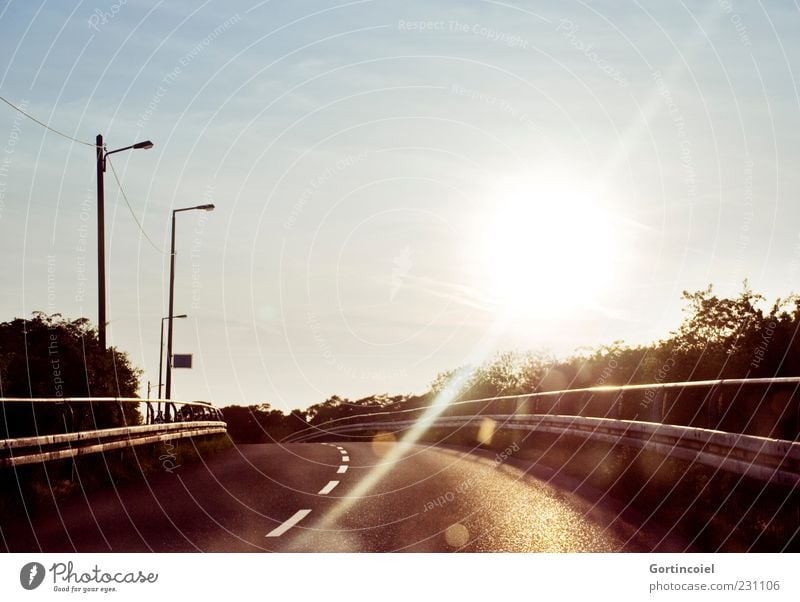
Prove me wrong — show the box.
[57,401,74,433]
[59,401,76,482]
[706,384,720,430]
[649,390,662,422]
[116,399,126,427]
[793,383,800,441]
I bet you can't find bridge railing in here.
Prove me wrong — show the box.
[285,377,800,444]
[305,415,800,486]
[284,378,800,486]
[0,397,226,468]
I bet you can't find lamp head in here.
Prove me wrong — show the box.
[133,140,154,150]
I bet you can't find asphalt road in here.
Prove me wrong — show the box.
[1,441,688,552]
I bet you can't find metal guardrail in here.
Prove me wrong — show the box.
[284,377,800,485]
[284,376,800,443]
[0,396,224,426]
[295,414,800,486]
[0,397,226,468]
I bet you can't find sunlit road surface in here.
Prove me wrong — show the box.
[2,442,688,552]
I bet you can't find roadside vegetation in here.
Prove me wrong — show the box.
[224,282,800,442]
[0,312,229,513]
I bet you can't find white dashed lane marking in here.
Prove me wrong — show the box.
[265,509,312,538]
[337,465,348,474]
[342,455,350,462]
[318,480,340,495]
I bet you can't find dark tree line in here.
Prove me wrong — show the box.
[222,395,414,444]
[431,283,800,397]
[221,404,307,443]
[0,312,141,438]
[222,283,800,442]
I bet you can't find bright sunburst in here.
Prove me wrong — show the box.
[474,172,620,317]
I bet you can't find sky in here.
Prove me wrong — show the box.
[0,0,798,411]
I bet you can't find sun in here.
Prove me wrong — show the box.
[473,173,619,318]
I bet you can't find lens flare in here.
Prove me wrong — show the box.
[444,523,470,548]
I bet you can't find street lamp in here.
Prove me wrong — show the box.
[96,134,154,351]
[159,314,187,398]
[165,204,215,400]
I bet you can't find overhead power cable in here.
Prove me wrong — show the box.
[106,156,164,254]
[0,93,97,147]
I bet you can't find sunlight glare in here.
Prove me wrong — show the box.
[477,173,619,317]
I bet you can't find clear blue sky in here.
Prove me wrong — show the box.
[1,1,799,410]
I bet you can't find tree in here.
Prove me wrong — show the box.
[673,283,761,344]
[219,404,309,443]
[0,312,142,438]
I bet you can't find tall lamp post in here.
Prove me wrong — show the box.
[96,134,154,351]
[165,204,215,400]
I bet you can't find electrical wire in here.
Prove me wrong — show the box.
[0,93,97,147]
[0,93,164,253]
[106,156,164,254]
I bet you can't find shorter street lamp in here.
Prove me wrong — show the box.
[165,204,215,402]
[156,314,186,422]
[158,314,187,398]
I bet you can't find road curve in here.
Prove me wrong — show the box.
[1,441,688,552]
